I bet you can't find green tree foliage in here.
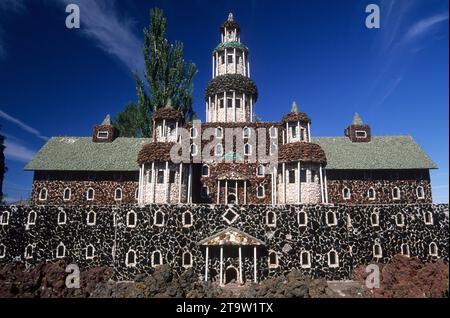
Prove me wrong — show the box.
[115,8,197,137]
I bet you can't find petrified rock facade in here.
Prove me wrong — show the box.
[0,204,447,282]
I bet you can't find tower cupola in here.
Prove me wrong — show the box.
[92,114,118,143]
[152,99,183,143]
[344,112,371,142]
[282,101,311,143]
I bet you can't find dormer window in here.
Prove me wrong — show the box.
[355,130,367,138]
[97,131,109,139]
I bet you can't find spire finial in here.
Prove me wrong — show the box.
[291,101,299,113]
[101,114,112,125]
[228,12,234,21]
[352,112,363,125]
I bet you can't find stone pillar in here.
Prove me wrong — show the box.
[225,180,228,204]
[239,246,243,284]
[308,122,311,142]
[233,91,236,122]
[250,97,253,122]
[212,55,215,78]
[178,163,183,203]
[244,180,247,204]
[247,58,250,77]
[164,161,169,203]
[297,161,301,203]
[215,94,218,122]
[188,165,193,204]
[225,48,228,73]
[235,180,238,205]
[282,162,286,204]
[208,97,211,122]
[319,165,325,203]
[253,246,257,283]
[273,166,277,205]
[224,91,227,122]
[243,93,246,121]
[151,162,156,203]
[324,169,329,203]
[217,180,221,204]
[234,48,237,74]
[220,245,224,286]
[297,121,300,141]
[204,246,209,282]
[243,50,246,76]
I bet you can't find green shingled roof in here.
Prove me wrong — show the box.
[313,136,437,170]
[25,137,150,171]
[214,41,248,53]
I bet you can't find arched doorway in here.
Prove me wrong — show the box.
[227,194,236,204]
[225,266,238,284]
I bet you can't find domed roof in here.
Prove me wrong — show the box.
[205,74,258,101]
[137,142,175,164]
[152,105,183,121]
[278,142,327,164]
[220,13,240,33]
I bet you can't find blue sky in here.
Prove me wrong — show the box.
[0,0,448,203]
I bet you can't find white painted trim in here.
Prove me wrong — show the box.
[0,243,5,259]
[126,210,137,228]
[25,244,33,260]
[326,211,338,226]
[96,130,109,139]
[27,210,37,226]
[268,250,279,269]
[392,187,401,200]
[151,250,163,267]
[182,211,193,228]
[202,164,210,177]
[395,213,404,227]
[86,188,95,201]
[342,187,351,200]
[125,249,137,267]
[56,242,66,259]
[367,187,376,200]
[269,126,278,138]
[424,211,434,225]
[416,186,425,199]
[154,210,165,227]
[0,211,9,225]
[256,164,265,177]
[373,243,383,258]
[216,127,223,139]
[327,250,339,268]
[355,130,367,138]
[300,251,311,268]
[182,251,193,268]
[256,185,265,198]
[39,188,48,201]
[215,143,223,156]
[297,210,308,227]
[57,211,66,225]
[63,187,72,201]
[401,243,410,257]
[114,188,123,201]
[429,242,438,257]
[86,244,95,260]
[370,211,380,227]
[87,210,96,226]
[266,211,277,227]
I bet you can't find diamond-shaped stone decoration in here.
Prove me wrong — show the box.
[222,208,239,225]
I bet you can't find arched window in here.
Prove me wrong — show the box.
[216,127,223,139]
[182,211,193,227]
[182,251,193,268]
[243,127,251,138]
[191,144,198,156]
[298,210,308,227]
[56,243,66,258]
[201,186,209,199]
[190,127,197,138]
[300,251,311,268]
[401,243,410,257]
[424,211,433,225]
[151,250,163,267]
[86,188,95,201]
[327,250,339,268]
[215,143,223,156]
[392,187,401,200]
[39,188,48,201]
[395,213,404,227]
[266,211,277,227]
[25,244,33,259]
[0,244,6,259]
[256,165,265,177]
[56,210,66,225]
[373,243,382,258]
[135,188,139,200]
[154,210,164,226]
[429,242,438,257]
[256,185,265,198]
[367,187,376,200]
[86,244,95,260]
[416,186,425,199]
[244,143,252,155]
[326,211,337,226]
[127,210,137,228]
[125,249,136,267]
[114,188,123,201]
[269,126,277,138]
[87,210,96,225]
[63,188,71,201]
[268,251,278,268]
[370,211,379,226]
[0,211,9,225]
[27,210,37,225]
[202,165,209,176]
[342,187,351,200]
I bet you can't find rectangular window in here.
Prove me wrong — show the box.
[227,98,233,108]
[235,99,241,108]
[169,170,176,183]
[219,99,224,108]
[291,126,297,138]
[157,170,164,184]
[227,55,233,64]
[97,131,109,139]
[355,130,367,138]
[221,54,225,64]
[300,129,305,141]
[148,170,153,183]
[310,170,317,183]
[288,170,296,183]
[300,170,307,183]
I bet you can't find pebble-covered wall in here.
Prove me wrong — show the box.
[0,204,447,282]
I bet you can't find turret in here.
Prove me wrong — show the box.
[282,101,311,143]
[152,99,183,143]
[92,114,118,143]
[344,112,371,142]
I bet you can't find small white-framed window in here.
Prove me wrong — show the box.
[266,211,277,227]
[215,143,223,156]
[154,210,165,227]
[269,126,278,138]
[39,188,48,201]
[0,211,9,225]
[327,250,339,268]
[0,244,5,259]
[114,188,123,201]
[201,186,209,199]
[87,210,96,226]
[63,188,71,201]
[56,242,66,258]
[401,243,410,257]
[97,131,109,139]
[125,249,137,267]
[268,251,278,268]
[256,165,265,177]
[86,188,95,201]
[424,211,433,225]
[429,242,438,257]
[216,127,223,139]
[244,143,252,156]
[367,187,376,200]
[373,243,382,258]
[416,186,425,199]
[395,213,404,227]
[342,187,351,200]
[25,244,33,259]
[27,210,37,226]
[370,211,379,227]
[182,251,193,268]
[355,130,367,138]
[202,165,209,177]
[298,210,308,227]
[127,210,137,228]
[392,187,401,200]
[151,250,163,267]
[182,211,193,228]
[191,144,198,156]
[269,142,277,155]
[243,126,251,138]
[256,185,265,198]
[190,127,197,139]
[86,244,95,260]
[57,211,66,225]
[326,211,337,226]
[300,251,311,268]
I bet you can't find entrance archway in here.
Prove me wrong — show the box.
[227,194,236,204]
[225,266,238,284]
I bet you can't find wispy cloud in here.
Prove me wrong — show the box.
[0,109,48,141]
[401,12,449,45]
[55,0,143,71]
[4,139,36,163]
